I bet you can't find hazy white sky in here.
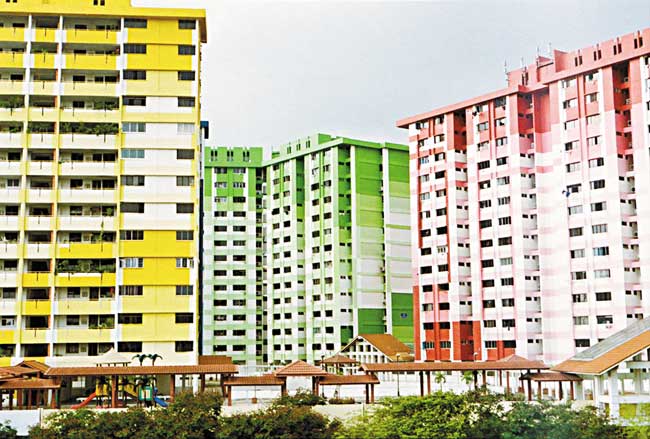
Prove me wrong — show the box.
[135,0,650,148]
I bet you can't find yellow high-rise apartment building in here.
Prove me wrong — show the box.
[0,0,205,366]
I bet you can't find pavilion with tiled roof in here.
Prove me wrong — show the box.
[551,316,650,419]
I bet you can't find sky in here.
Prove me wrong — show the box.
[135,0,650,149]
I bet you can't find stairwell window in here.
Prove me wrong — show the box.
[124,44,146,54]
[178,45,196,55]
[124,19,147,28]
[594,269,610,278]
[178,19,196,29]
[176,258,193,268]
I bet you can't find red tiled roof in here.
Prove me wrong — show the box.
[223,375,285,387]
[0,378,61,390]
[320,354,358,365]
[45,364,237,377]
[360,359,548,373]
[198,355,233,365]
[319,374,380,386]
[16,360,50,373]
[0,366,39,377]
[273,360,329,377]
[520,372,582,382]
[354,334,413,361]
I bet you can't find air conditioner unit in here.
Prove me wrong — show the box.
[605,324,613,329]
[627,120,632,126]
[625,98,631,105]
[623,77,629,83]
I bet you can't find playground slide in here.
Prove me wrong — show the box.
[72,392,96,409]
[123,385,138,399]
[153,396,168,408]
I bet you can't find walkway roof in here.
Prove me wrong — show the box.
[274,360,329,377]
[45,364,237,377]
[360,357,548,373]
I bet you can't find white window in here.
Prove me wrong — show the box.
[122,122,145,133]
[121,149,145,159]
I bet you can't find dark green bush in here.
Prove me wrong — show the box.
[272,390,327,407]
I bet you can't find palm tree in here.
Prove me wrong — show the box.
[434,372,447,391]
[148,353,162,366]
[132,353,148,366]
[461,371,474,390]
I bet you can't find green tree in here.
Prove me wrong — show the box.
[272,390,326,408]
[433,371,447,391]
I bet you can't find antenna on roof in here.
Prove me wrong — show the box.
[547,42,552,56]
[520,57,524,68]
[504,60,508,85]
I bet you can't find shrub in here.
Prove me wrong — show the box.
[217,405,341,439]
[0,422,17,439]
[272,390,327,407]
[328,397,356,405]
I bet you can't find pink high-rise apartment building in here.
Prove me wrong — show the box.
[399,29,650,364]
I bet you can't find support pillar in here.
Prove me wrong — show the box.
[365,384,369,404]
[608,370,620,419]
[0,391,3,411]
[506,372,510,393]
[569,381,575,401]
[17,390,22,409]
[111,375,117,408]
[170,375,176,403]
[419,372,424,396]
[482,370,487,387]
[498,371,502,387]
[50,390,56,409]
[537,381,542,401]
[9,391,14,410]
[227,386,232,406]
[200,375,206,393]
[473,371,478,389]
[426,371,431,395]
[575,381,584,400]
[370,384,375,403]
[281,382,287,397]
[527,378,532,401]
[634,370,642,395]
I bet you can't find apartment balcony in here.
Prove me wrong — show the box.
[30,53,57,69]
[60,108,120,124]
[0,328,15,344]
[0,80,24,96]
[25,243,53,259]
[56,242,116,259]
[0,132,23,148]
[526,321,542,334]
[0,271,18,288]
[29,80,57,96]
[62,80,119,97]
[28,108,58,122]
[28,133,56,148]
[26,160,55,176]
[54,272,116,288]
[20,328,49,344]
[0,188,20,203]
[124,78,194,97]
[26,188,55,203]
[121,323,192,342]
[26,216,54,231]
[0,107,26,122]
[0,242,19,259]
[57,215,116,231]
[120,186,190,203]
[55,328,114,343]
[0,160,22,175]
[60,134,117,149]
[64,28,119,45]
[63,53,118,71]
[0,53,24,69]
[59,160,118,177]
[58,188,118,204]
[54,298,114,315]
[122,132,192,148]
[22,272,54,288]
[22,300,52,316]
[0,26,25,42]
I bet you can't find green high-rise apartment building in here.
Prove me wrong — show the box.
[202,134,412,365]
